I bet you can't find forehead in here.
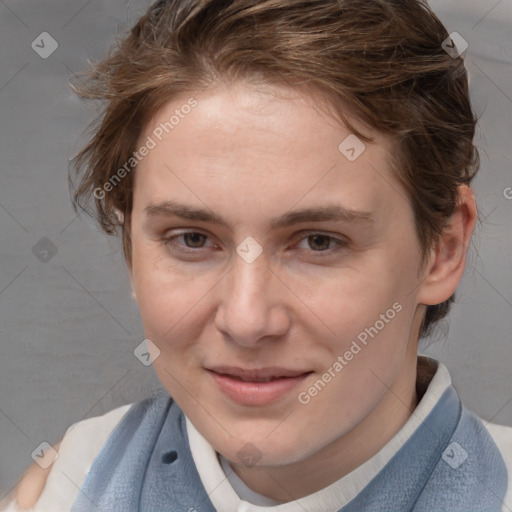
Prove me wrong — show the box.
[133,82,406,225]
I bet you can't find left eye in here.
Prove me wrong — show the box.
[180,232,208,248]
[164,231,213,250]
[297,234,344,252]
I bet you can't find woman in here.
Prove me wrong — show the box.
[4,0,511,510]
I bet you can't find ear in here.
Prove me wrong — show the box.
[417,185,477,306]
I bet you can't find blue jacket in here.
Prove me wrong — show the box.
[70,384,508,512]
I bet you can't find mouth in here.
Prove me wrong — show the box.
[206,366,313,406]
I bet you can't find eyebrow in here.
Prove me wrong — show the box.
[144,201,373,229]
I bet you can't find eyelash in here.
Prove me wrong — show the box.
[294,233,347,254]
[162,232,215,254]
[161,230,347,258]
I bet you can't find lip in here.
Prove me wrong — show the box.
[207,366,312,406]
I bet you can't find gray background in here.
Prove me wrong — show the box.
[0,0,511,497]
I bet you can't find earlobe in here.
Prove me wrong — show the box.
[417,185,477,306]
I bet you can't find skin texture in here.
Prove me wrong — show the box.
[14,81,477,506]
[128,81,476,501]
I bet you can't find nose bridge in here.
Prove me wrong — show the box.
[229,254,272,314]
[215,252,289,344]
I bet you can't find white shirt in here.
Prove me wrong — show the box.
[2,360,512,512]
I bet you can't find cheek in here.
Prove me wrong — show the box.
[136,277,208,346]
[133,264,212,398]
[296,256,418,374]
[298,265,397,336]
[130,241,207,345]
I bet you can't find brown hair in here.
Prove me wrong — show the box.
[70,0,478,339]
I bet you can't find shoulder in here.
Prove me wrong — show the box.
[29,403,134,512]
[485,421,512,512]
[64,402,134,445]
[486,422,512,454]
[486,422,512,455]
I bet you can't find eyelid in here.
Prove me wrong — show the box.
[295,230,348,243]
[291,231,348,253]
[164,228,209,238]
[162,229,216,250]
[161,229,348,256]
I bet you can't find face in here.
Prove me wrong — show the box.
[129,81,427,468]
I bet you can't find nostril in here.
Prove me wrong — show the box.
[162,450,178,464]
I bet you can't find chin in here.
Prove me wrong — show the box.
[216,427,317,468]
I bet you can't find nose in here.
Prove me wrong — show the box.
[214,253,291,348]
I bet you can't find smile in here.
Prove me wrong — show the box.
[206,366,313,406]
